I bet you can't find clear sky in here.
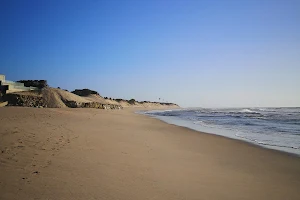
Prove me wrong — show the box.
[1,0,299,107]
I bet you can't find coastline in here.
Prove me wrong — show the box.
[138,108,300,157]
[1,107,300,199]
[146,114,300,158]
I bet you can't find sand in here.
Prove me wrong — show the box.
[0,107,299,200]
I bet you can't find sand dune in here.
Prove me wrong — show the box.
[6,88,179,109]
[0,107,299,199]
[42,88,92,108]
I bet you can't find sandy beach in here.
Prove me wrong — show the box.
[1,107,300,200]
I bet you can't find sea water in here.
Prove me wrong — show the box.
[140,108,300,156]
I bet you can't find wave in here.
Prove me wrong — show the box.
[258,108,276,112]
[193,120,215,128]
[239,109,257,113]
[144,109,175,115]
[235,134,299,150]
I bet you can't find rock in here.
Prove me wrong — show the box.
[65,101,78,108]
[4,93,45,108]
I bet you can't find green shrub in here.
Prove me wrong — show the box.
[128,99,136,105]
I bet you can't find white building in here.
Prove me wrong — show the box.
[0,74,37,94]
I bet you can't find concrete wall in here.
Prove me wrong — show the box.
[6,84,37,93]
[0,74,5,81]
[1,79,38,94]
[3,81,25,87]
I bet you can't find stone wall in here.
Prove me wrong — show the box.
[5,93,46,107]
[5,85,38,94]
[65,101,122,109]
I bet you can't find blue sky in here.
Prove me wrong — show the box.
[1,0,299,107]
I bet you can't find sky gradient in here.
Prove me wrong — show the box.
[1,0,299,107]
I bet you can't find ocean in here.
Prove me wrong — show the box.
[141,107,300,156]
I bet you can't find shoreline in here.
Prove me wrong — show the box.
[137,108,300,157]
[1,107,300,199]
[143,113,300,158]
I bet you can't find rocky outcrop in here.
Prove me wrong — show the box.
[5,93,46,108]
[65,101,122,109]
[17,80,48,89]
[71,89,100,96]
[81,102,122,109]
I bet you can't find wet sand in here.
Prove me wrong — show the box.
[1,107,300,200]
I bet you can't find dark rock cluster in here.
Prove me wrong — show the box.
[65,101,122,109]
[5,93,46,108]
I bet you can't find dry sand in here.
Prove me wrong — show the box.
[0,107,299,200]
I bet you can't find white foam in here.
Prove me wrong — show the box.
[239,109,256,113]
[193,120,216,128]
